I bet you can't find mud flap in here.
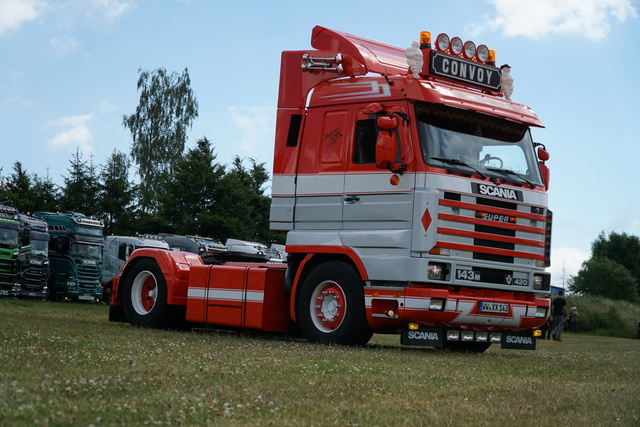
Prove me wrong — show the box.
[401,327,444,347]
[501,331,536,350]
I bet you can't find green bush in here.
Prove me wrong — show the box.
[565,294,640,339]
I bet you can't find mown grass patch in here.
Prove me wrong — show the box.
[1,299,638,425]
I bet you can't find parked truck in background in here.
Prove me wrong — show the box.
[0,202,23,296]
[16,214,50,298]
[35,211,104,302]
[110,27,552,352]
[101,235,170,303]
[0,202,50,298]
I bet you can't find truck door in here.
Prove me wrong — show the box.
[294,107,349,230]
[342,104,416,229]
[340,104,417,279]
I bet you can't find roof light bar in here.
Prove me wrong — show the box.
[426,32,495,64]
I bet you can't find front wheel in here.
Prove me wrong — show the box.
[122,258,171,328]
[298,261,373,346]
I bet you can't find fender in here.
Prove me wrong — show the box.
[286,245,369,322]
[113,248,204,306]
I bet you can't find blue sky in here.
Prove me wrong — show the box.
[1,0,639,288]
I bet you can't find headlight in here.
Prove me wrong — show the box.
[427,263,448,280]
[463,41,476,59]
[450,37,463,55]
[447,330,460,341]
[429,298,445,311]
[436,33,450,51]
[461,331,474,341]
[476,44,489,62]
[535,307,548,318]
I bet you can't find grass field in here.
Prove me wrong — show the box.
[1,299,638,426]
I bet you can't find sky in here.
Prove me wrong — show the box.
[1,0,639,289]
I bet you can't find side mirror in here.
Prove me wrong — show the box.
[537,147,550,161]
[377,115,399,130]
[376,131,397,170]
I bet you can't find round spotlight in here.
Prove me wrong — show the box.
[476,44,489,62]
[463,40,476,59]
[436,33,450,52]
[450,37,463,55]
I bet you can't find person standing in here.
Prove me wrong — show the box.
[552,290,569,341]
[567,307,579,332]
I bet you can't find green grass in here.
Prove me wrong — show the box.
[1,299,639,426]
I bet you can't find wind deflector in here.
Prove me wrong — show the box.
[310,26,409,76]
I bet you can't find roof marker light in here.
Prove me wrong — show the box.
[436,33,450,52]
[420,31,431,49]
[487,50,496,66]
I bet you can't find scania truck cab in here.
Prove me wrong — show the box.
[35,211,104,302]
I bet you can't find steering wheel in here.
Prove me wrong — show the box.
[479,155,503,168]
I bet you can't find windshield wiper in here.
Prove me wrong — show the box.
[486,168,537,188]
[431,157,487,179]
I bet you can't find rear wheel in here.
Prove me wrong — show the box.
[122,258,172,328]
[298,261,373,346]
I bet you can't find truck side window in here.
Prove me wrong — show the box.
[353,119,377,164]
[118,244,127,261]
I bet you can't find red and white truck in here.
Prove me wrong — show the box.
[110,26,552,352]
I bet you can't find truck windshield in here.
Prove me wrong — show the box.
[70,243,103,260]
[0,229,19,248]
[31,239,49,256]
[416,101,543,187]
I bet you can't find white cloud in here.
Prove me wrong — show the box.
[50,35,78,55]
[47,113,94,154]
[6,97,41,108]
[0,0,46,36]
[226,106,275,156]
[550,246,591,288]
[54,0,134,28]
[474,0,638,41]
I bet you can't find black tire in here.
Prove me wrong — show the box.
[122,258,173,328]
[443,341,492,353]
[297,261,373,346]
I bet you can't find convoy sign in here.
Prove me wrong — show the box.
[429,51,501,91]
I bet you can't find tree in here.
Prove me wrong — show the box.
[569,257,639,303]
[1,161,34,211]
[99,149,133,234]
[205,156,281,243]
[122,67,199,212]
[60,148,100,216]
[158,137,224,236]
[591,231,640,296]
[31,167,60,213]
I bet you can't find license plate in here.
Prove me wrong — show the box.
[78,295,94,301]
[479,301,509,313]
[0,290,9,295]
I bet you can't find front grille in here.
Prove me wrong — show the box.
[436,190,549,266]
[0,258,19,288]
[77,264,102,290]
[22,266,49,291]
